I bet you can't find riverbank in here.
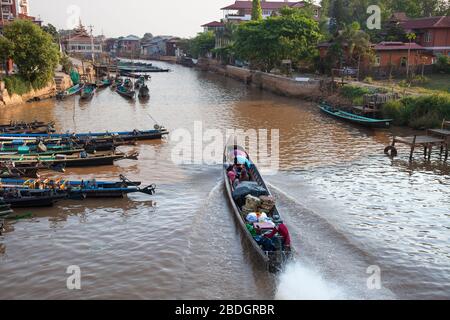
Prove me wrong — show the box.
[0,80,56,107]
[196,58,324,101]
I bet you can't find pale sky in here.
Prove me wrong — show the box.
[30,0,237,38]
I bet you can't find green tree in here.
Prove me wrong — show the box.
[234,9,321,72]
[3,20,60,88]
[251,0,263,21]
[189,31,216,58]
[328,0,351,34]
[0,36,13,75]
[42,23,60,44]
[325,22,373,74]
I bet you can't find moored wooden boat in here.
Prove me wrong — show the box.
[223,142,293,273]
[138,84,150,99]
[96,78,112,88]
[120,71,151,79]
[56,83,84,100]
[319,103,393,128]
[0,175,155,199]
[80,84,96,100]
[116,84,136,99]
[0,121,55,134]
[0,150,138,168]
[0,126,169,141]
[0,189,67,207]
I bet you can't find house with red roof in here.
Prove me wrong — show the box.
[373,42,434,68]
[201,21,225,33]
[221,0,320,22]
[318,40,434,77]
[391,13,450,57]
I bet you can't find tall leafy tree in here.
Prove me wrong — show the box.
[0,36,13,75]
[328,0,351,34]
[3,20,60,87]
[325,22,373,73]
[189,31,216,58]
[42,24,60,44]
[235,9,321,71]
[251,0,263,21]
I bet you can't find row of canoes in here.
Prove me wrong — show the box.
[56,79,113,101]
[0,127,168,171]
[0,124,168,209]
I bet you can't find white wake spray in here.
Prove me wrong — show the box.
[275,262,345,300]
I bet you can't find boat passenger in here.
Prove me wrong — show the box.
[227,170,237,184]
[264,221,291,249]
[240,168,250,182]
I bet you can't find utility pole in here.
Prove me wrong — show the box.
[88,25,95,64]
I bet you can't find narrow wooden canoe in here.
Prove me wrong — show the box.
[319,103,393,128]
[56,84,84,100]
[116,85,136,99]
[0,150,138,168]
[80,84,96,100]
[0,176,155,199]
[223,142,293,273]
[0,189,67,207]
[0,128,169,141]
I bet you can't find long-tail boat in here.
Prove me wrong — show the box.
[138,84,150,99]
[319,103,393,128]
[0,175,156,199]
[0,189,67,207]
[0,150,139,168]
[0,121,55,134]
[80,84,96,100]
[96,79,112,88]
[120,71,150,80]
[0,126,169,141]
[116,84,136,99]
[223,141,293,273]
[56,83,84,100]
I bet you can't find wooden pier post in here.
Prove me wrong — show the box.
[409,135,417,161]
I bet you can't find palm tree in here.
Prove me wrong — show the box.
[336,22,373,80]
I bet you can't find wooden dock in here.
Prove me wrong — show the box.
[385,135,448,161]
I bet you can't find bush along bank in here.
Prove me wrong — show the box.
[382,94,450,129]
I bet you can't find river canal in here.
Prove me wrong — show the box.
[0,61,448,300]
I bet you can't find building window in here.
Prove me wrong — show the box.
[425,32,432,43]
[314,9,319,17]
[400,57,407,67]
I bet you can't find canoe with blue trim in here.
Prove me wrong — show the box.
[0,176,155,199]
[0,127,169,141]
[319,103,393,128]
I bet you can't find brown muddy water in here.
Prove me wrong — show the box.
[0,61,449,300]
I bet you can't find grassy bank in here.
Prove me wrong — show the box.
[382,93,450,129]
[2,75,49,96]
